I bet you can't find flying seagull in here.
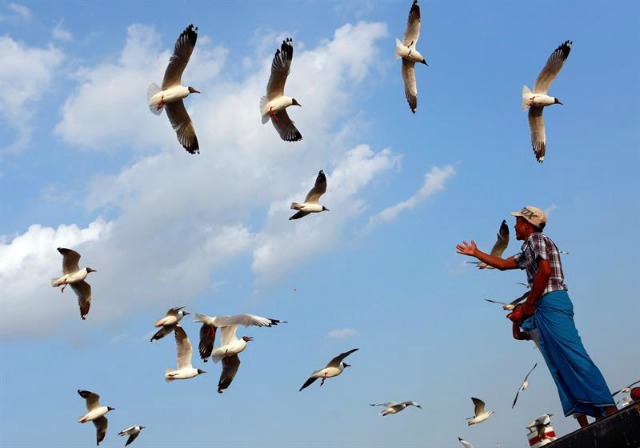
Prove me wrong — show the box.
[369,401,422,416]
[118,425,145,447]
[194,313,285,393]
[466,397,494,426]
[485,291,529,311]
[289,170,329,220]
[395,0,428,113]
[473,220,509,269]
[260,37,302,141]
[150,306,190,342]
[612,379,640,397]
[458,437,474,448]
[522,40,572,162]
[512,362,538,408]
[299,348,359,391]
[77,390,115,446]
[148,24,200,154]
[164,325,207,381]
[51,247,96,320]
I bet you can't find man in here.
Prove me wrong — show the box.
[456,206,617,427]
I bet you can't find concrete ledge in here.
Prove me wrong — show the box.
[546,403,640,448]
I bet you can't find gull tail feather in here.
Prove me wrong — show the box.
[259,96,269,124]
[394,38,404,59]
[147,83,163,115]
[290,202,302,210]
[522,85,533,110]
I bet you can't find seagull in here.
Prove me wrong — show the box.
[51,247,96,320]
[260,37,302,141]
[299,348,359,391]
[150,306,190,342]
[395,0,428,113]
[194,313,285,393]
[526,413,554,440]
[369,401,422,416]
[164,325,206,381]
[522,40,572,162]
[77,390,114,446]
[473,220,509,269]
[485,291,529,311]
[466,397,494,426]
[289,170,329,220]
[612,379,640,397]
[194,313,285,363]
[148,24,200,154]
[118,425,145,447]
[458,437,474,448]
[512,362,538,408]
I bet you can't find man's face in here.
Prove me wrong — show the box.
[514,216,530,241]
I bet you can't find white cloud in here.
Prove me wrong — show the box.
[0,36,64,150]
[366,164,457,229]
[54,24,228,151]
[0,21,456,339]
[7,3,31,21]
[52,20,72,42]
[327,328,358,339]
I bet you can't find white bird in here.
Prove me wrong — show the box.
[148,24,200,154]
[466,397,494,426]
[395,0,428,113]
[485,290,529,311]
[260,37,302,141]
[77,390,114,446]
[299,348,359,391]
[164,325,207,381]
[522,40,572,162]
[194,313,285,393]
[369,401,422,416]
[118,425,145,447]
[512,362,538,408]
[290,170,329,220]
[612,379,640,397]
[458,437,474,448]
[150,306,190,342]
[526,413,554,440]
[51,247,96,320]
[473,220,509,269]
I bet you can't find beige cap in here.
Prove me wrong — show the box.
[511,206,547,228]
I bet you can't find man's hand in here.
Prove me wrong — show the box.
[456,240,477,256]
[507,302,535,323]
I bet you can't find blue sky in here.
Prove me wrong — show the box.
[1,1,639,447]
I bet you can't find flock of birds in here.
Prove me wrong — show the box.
[147,0,571,163]
[43,0,634,446]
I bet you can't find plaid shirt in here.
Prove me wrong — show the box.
[513,233,567,294]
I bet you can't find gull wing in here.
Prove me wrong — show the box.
[219,325,239,347]
[78,390,101,411]
[93,416,108,446]
[58,247,81,274]
[533,40,572,94]
[484,299,508,306]
[150,324,174,342]
[489,220,509,257]
[458,437,474,448]
[162,24,198,89]
[218,354,241,393]
[198,323,216,362]
[402,59,418,113]
[528,106,546,162]
[70,280,92,320]
[214,314,286,328]
[471,397,485,416]
[403,0,421,47]
[271,109,302,142]
[299,375,319,391]
[125,431,140,447]
[304,170,327,204]
[266,38,293,101]
[613,379,640,397]
[370,402,396,407]
[165,100,199,154]
[174,326,193,369]
[327,348,359,368]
